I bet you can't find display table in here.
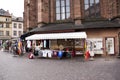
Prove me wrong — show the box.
[40,50,53,58]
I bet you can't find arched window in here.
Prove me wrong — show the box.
[56,0,70,20]
[84,0,100,18]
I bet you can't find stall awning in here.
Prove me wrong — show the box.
[25,32,87,40]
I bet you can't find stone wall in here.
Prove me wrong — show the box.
[24,0,120,31]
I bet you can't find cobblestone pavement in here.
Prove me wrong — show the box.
[0,51,120,80]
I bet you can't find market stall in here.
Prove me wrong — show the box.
[25,32,87,58]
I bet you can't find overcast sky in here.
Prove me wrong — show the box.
[0,0,24,17]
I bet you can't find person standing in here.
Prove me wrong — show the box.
[14,41,18,55]
[18,39,22,55]
[27,40,31,52]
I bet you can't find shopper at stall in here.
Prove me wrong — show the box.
[27,40,31,52]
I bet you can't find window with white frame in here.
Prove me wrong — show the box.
[18,31,22,36]
[0,24,3,28]
[6,31,9,36]
[6,23,9,28]
[13,31,17,36]
[0,31,4,36]
[18,24,22,29]
[13,23,17,28]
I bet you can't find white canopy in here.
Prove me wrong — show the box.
[25,32,87,40]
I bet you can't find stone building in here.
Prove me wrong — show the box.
[0,9,12,46]
[12,17,23,41]
[23,0,120,56]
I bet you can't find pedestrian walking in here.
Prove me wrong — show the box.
[84,50,90,61]
[18,39,22,55]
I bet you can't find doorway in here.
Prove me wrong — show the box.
[105,37,115,54]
